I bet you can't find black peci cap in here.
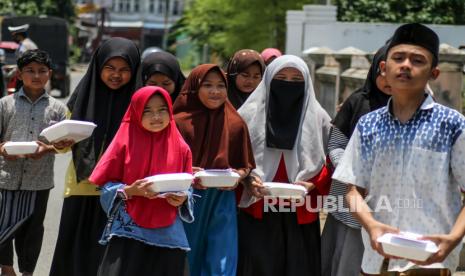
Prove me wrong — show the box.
[387,23,439,63]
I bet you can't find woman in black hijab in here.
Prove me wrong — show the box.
[321,45,390,276]
[50,37,140,276]
[332,45,390,138]
[138,51,185,102]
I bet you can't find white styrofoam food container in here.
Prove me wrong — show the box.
[377,232,439,262]
[263,182,307,199]
[194,169,240,188]
[145,173,193,193]
[3,142,38,155]
[40,120,97,143]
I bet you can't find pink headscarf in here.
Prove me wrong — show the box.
[90,86,192,228]
[260,48,283,64]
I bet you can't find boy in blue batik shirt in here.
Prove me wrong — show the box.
[334,23,465,275]
[0,50,73,276]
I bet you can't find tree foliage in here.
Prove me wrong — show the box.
[180,0,315,60]
[336,0,465,24]
[0,0,75,20]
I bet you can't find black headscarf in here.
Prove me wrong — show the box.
[137,51,185,102]
[332,45,390,138]
[226,49,265,109]
[67,37,140,182]
[266,79,305,149]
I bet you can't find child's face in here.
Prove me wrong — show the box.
[100,57,132,90]
[381,44,439,96]
[198,70,227,109]
[17,62,51,93]
[145,73,175,95]
[235,63,262,93]
[141,94,170,132]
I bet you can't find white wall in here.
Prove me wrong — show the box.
[287,5,465,55]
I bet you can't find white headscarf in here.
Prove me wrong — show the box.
[238,55,331,207]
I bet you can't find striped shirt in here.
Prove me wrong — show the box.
[326,126,361,229]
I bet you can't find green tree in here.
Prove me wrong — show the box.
[0,0,75,20]
[336,0,465,24]
[180,0,316,60]
[179,0,232,59]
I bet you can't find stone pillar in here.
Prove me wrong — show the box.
[315,62,339,118]
[286,4,337,56]
[428,43,465,113]
[303,46,333,84]
[340,67,368,101]
[304,47,337,116]
[302,4,337,24]
[333,47,367,108]
[286,10,306,55]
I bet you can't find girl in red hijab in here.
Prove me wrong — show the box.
[89,86,194,276]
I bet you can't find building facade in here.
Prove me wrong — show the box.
[76,0,186,50]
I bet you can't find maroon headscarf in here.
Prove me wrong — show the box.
[173,64,255,171]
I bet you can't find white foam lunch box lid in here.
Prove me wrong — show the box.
[145,173,193,193]
[3,142,38,155]
[377,232,439,261]
[263,182,307,198]
[194,169,240,187]
[40,120,97,143]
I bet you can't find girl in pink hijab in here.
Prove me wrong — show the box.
[260,48,282,65]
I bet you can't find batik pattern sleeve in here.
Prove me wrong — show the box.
[452,130,465,191]
[332,126,372,190]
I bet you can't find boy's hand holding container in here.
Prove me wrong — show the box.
[0,142,19,160]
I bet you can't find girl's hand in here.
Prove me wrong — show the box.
[192,167,207,190]
[124,179,159,199]
[234,168,250,181]
[0,142,19,161]
[26,141,54,160]
[193,167,204,173]
[193,179,207,190]
[294,180,315,194]
[166,193,187,207]
[52,139,75,150]
[245,174,267,198]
